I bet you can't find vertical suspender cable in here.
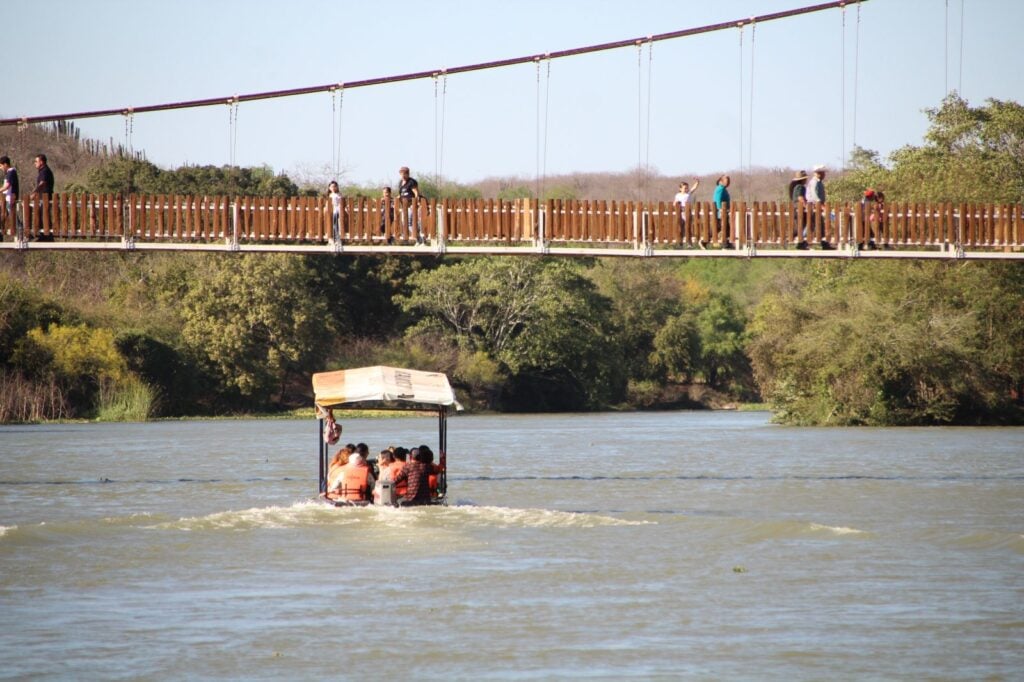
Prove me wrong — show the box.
[227,97,239,167]
[738,23,744,198]
[535,58,541,200]
[123,109,134,156]
[335,87,344,179]
[330,89,337,177]
[433,75,439,181]
[944,0,949,95]
[840,4,846,169]
[636,41,643,198]
[645,38,654,181]
[958,0,965,93]
[852,3,860,149]
[227,101,233,167]
[748,21,756,181]
[542,57,551,201]
[439,72,448,182]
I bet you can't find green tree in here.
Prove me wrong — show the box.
[694,293,750,391]
[650,312,701,381]
[589,260,683,381]
[399,257,622,410]
[179,254,335,407]
[0,276,65,366]
[748,261,1023,425]
[84,159,299,196]
[832,94,1024,203]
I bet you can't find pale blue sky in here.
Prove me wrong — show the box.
[7,0,1022,187]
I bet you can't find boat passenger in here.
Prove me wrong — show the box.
[390,447,409,498]
[339,450,375,503]
[372,449,396,504]
[325,446,352,498]
[377,450,396,482]
[392,448,432,506]
[419,445,441,498]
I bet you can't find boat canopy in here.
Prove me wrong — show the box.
[312,366,463,411]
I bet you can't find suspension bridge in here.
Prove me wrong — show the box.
[2,194,1019,260]
[5,0,1018,259]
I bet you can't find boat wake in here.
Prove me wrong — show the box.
[142,500,652,532]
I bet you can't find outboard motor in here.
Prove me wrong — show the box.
[375,481,396,506]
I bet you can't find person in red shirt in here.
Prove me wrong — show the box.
[392,448,432,506]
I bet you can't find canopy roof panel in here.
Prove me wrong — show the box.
[312,366,462,411]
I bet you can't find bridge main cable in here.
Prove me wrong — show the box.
[2,1,866,127]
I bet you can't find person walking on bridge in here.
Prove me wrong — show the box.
[789,170,809,249]
[806,165,833,249]
[674,179,699,246]
[712,175,732,249]
[398,166,423,244]
[31,154,54,197]
[30,154,55,241]
[0,156,19,240]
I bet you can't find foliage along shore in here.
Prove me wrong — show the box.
[1,95,1022,426]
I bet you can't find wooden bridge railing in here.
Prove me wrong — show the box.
[2,194,1021,255]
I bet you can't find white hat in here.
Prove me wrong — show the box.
[813,164,826,172]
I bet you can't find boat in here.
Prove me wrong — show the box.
[311,365,462,507]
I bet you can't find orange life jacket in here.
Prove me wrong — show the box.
[340,462,370,501]
[429,463,441,497]
[389,462,408,496]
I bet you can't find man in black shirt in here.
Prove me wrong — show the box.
[31,154,55,239]
[398,166,423,244]
[33,154,54,196]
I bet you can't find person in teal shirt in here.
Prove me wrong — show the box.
[712,175,731,248]
[713,175,731,214]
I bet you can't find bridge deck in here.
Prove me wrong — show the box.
[2,194,1021,260]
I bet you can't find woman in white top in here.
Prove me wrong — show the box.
[327,181,342,242]
[673,179,699,245]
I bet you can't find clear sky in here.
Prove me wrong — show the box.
[7,0,1022,187]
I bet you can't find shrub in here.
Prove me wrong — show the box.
[95,376,158,422]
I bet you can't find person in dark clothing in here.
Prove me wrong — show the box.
[0,156,19,240]
[32,154,54,197]
[398,166,423,244]
[0,156,18,205]
[30,154,55,240]
[392,447,432,506]
[788,170,809,249]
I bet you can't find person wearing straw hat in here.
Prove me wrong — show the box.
[788,170,809,249]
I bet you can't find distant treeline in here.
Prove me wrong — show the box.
[1,95,1021,424]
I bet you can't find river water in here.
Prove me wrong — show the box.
[1,412,1021,680]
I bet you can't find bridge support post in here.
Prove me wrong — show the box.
[640,209,652,256]
[14,202,27,249]
[632,207,640,252]
[435,206,447,255]
[536,202,549,254]
[227,200,240,252]
[122,194,135,250]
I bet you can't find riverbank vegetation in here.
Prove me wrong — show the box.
[1,95,1021,425]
